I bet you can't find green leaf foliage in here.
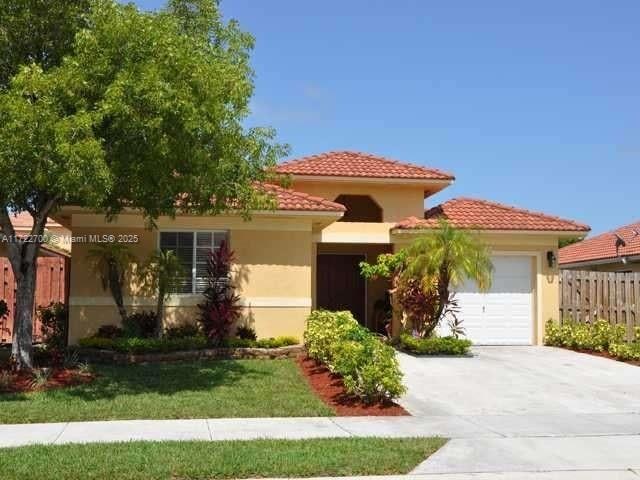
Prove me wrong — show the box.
[304,310,405,402]
[0,0,287,220]
[543,319,625,352]
[397,333,472,356]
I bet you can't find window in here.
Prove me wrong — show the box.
[159,231,228,294]
[334,195,383,222]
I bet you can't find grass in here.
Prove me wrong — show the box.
[0,437,446,480]
[0,359,333,423]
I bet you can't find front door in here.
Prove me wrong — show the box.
[316,254,366,324]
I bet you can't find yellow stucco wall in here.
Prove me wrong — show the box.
[290,180,426,222]
[67,213,314,343]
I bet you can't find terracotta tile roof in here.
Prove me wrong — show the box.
[559,220,640,266]
[276,151,454,181]
[10,212,63,230]
[259,183,346,213]
[395,197,590,232]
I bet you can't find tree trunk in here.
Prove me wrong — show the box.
[155,287,164,338]
[0,200,57,370]
[108,261,128,324]
[11,261,37,370]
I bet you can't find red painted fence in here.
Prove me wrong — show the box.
[0,257,69,343]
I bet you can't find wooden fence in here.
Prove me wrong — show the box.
[0,257,69,343]
[559,270,640,339]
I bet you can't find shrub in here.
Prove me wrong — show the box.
[123,311,157,338]
[96,324,124,339]
[164,323,201,339]
[223,336,299,348]
[236,325,257,341]
[304,310,405,403]
[38,302,68,351]
[198,242,242,345]
[0,371,14,391]
[398,333,472,355]
[544,319,625,352]
[609,342,640,362]
[78,335,208,354]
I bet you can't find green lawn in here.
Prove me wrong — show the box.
[0,359,333,423]
[0,437,446,480]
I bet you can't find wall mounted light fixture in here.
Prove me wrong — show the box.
[546,251,556,268]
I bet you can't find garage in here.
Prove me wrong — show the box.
[442,255,534,345]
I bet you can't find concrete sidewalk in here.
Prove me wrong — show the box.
[2,414,640,448]
[256,473,640,479]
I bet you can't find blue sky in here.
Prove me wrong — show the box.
[132,0,639,235]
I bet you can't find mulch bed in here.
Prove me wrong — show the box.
[568,348,640,367]
[296,355,408,416]
[0,368,95,394]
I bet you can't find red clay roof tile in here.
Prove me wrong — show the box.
[395,197,590,232]
[259,183,346,213]
[276,151,454,180]
[559,220,640,265]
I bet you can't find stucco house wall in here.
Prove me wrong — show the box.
[67,212,318,343]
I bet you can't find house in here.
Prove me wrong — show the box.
[559,220,640,272]
[58,151,589,345]
[0,213,71,343]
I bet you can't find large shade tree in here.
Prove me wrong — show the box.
[0,0,286,369]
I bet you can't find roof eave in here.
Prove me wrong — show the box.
[392,228,589,236]
[560,254,640,269]
[288,175,454,186]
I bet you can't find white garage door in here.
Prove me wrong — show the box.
[441,255,533,345]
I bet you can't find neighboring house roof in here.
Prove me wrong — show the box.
[10,212,64,230]
[276,151,455,181]
[394,197,590,232]
[259,183,346,213]
[559,220,640,266]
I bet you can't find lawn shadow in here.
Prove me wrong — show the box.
[49,359,270,402]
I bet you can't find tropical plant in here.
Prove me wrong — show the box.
[0,371,14,391]
[362,220,492,338]
[95,324,124,339]
[0,0,285,369]
[86,244,136,324]
[401,220,493,336]
[138,250,185,337]
[122,311,158,339]
[235,325,257,341]
[38,302,68,351]
[198,242,243,345]
[29,368,52,389]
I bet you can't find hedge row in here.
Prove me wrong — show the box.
[304,310,405,403]
[544,320,640,361]
[397,333,472,355]
[78,335,299,354]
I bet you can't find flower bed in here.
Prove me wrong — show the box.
[77,334,302,364]
[304,310,405,403]
[0,368,94,394]
[544,319,640,365]
[396,333,472,356]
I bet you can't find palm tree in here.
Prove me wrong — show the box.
[86,244,136,324]
[139,249,184,337]
[401,219,493,337]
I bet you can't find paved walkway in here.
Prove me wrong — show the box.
[3,413,640,448]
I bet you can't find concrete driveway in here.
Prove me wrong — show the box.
[399,346,640,417]
[399,346,640,476]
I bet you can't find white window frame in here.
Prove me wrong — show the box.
[157,229,229,295]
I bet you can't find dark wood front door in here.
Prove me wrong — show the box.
[316,254,366,324]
